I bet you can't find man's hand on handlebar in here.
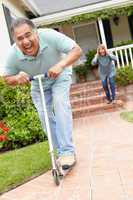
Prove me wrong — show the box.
[4,72,30,86]
[48,65,63,79]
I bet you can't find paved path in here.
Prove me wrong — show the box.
[0,102,133,200]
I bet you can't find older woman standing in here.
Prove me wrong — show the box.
[92,44,117,104]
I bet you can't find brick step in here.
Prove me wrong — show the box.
[70,85,103,98]
[71,80,101,92]
[71,92,125,108]
[70,85,122,98]
[72,100,124,119]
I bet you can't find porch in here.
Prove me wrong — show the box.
[58,15,133,64]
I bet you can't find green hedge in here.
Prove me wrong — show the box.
[116,65,133,86]
[0,78,45,151]
[114,40,133,47]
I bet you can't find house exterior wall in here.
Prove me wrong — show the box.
[62,24,75,39]
[110,15,132,46]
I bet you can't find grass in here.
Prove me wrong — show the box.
[120,111,133,123]
[0,141,51,194]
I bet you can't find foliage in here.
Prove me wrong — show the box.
[0,78,45,151]
[115,65,133,86]
[73,64,88,76]
[73,64,88,82]
[114,40,133,47]
[85,49,97,70]
[73,49,97,82]
[120,111,133,123]
[0,142,50,194]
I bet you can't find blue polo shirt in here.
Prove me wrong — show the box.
[4,28,76,90]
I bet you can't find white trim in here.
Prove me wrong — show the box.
[98,18,107,47]
[32,0,133,26]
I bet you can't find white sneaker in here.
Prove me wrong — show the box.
[105,99,112,104]
[58,154,76,170]
[112,99,117,104]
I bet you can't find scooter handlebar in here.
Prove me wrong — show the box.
[29,73,48,81]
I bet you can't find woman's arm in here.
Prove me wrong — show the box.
[91,54,99,66]
[108,53,117,62]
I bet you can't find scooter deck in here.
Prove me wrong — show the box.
[58,162,76,177]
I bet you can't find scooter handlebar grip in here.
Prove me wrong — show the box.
[29,76,34,81]
[44,72,48,78]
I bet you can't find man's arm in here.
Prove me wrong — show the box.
[48,44,82,78]
[4,72,29,86]
[3,47,29,86]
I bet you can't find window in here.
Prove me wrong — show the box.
[73,23,99,61]
[2,4,16,44]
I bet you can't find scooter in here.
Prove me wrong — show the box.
[30,73,75,185]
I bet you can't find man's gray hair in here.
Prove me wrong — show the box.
[10,18,37,36]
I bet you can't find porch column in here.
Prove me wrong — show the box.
[98,18,107,48]
[0,3,11,69]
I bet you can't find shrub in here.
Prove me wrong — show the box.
[114,40,133,47]
[73,64,88,82]
[0,78,45,151]
[85,49,97,70]
[115,65,133,86]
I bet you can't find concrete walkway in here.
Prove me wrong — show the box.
[0,102,133,200]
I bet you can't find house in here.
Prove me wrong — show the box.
[0,0,133,72]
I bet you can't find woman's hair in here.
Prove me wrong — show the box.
[10,18,37,36]
[97,44,107,55]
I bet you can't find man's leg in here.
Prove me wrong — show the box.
[31,89,59,149]
[109,76,116,101]
[102,77,111,102]
[52,74,75,167]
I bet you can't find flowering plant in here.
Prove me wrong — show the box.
[0,121,10,142]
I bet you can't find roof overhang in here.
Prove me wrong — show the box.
[30,0,133,27]
[20,0,40,17]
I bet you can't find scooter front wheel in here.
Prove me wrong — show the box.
[52,169,60,186]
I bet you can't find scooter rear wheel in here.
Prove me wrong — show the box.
[52,169,60,186]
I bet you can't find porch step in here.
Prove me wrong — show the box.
[71,92,125,109]
[70,85,103,98]
[70,80,101,92]
[70,80,126,118]
[72,100,124,119]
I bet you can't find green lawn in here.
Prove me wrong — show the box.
[0,141,51,194]
[120,111,133,123]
